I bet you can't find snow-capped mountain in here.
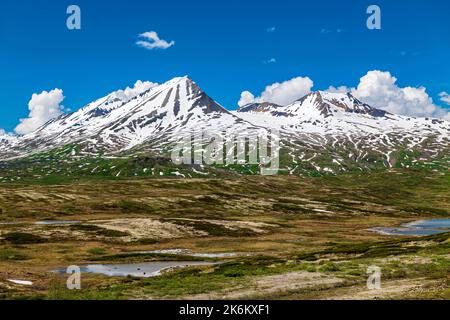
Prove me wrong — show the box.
[0,133,17,154]
[0,78,448,175]
[235,90,449,173]
[3,76,255,159]
[237,102,284,114]
[236,90,449,136]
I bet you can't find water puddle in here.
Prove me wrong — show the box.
[7,279,33,286]
[404,219,450,229]
[53,261,215,278]
[136,249,237,258]
[191,252,236,258]
[34,220,80,225]
[0,220,80,226]
[369,218,450,236]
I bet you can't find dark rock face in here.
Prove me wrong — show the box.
[237,102,284,113]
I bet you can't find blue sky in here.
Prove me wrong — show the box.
[1,0,449,132]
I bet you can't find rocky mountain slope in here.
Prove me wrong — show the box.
[235,91,449,174]
[0,78,448,179]
[2,77,256,160]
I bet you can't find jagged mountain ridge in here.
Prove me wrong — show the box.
[235,90,449,173]
[237,91,386,117]
[235,90,448,135]
[1,77,449,175]
[237,102,284,114]
[3,76,256,159]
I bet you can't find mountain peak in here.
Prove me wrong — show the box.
[2,76,448,164]
[164,75,194,86]
[299,90,353,102]
[237,101,283,113]
[236,90,387,118]
[293,90,387,117]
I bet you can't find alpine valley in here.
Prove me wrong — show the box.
[0,77,449,301]
[0,76,449,182]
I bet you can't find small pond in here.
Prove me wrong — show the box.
[53,261,215,278]
[136,249,237,258]
[369,218,450,236]
[0,220,80,225]
[35,220,81,225]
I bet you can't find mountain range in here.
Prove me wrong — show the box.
[0,76,449,177]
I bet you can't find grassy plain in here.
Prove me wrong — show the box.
[0,169,448,299]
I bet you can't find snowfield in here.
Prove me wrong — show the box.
[0,77,448,174]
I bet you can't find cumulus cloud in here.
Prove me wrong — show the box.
[111,80,158,102]
[326,71,450,120]
[238,91,256,107]
[239,71,449,119]
[326,85,350,93]
[15,89,65,135]
[439,92,450,105]
[136,31,175,50]
[347,71,449,119]
[238,76,314,107]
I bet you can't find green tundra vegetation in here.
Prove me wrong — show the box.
[0,167,448,300]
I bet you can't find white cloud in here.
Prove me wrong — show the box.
[267,27,276,32]
[238,76,314,107]
[262,58,276,64]
[238,91,256,106]
[239,71,449,119]
[111,80,158,102]
[15,89,65,135]
[327,85,350,93]
[348,70,449,119]
[136,31,175,50]
[439,91,450,105]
